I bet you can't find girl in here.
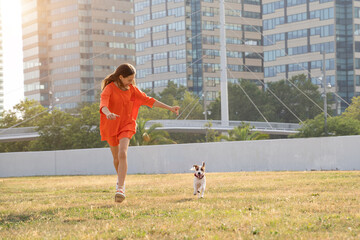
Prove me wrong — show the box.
[99,63,180,203]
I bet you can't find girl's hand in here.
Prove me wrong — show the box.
[170,106,180,116]
[106,112,120,120]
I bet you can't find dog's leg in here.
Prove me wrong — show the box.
[200,186,205,198]
[193,181,197,195]
[200,182,206,198]
[197,186,201,198]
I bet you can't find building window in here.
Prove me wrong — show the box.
[356,76,360,86]
[135,0,150,12]
[263,0,284,15]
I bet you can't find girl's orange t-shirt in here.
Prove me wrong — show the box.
[99,82,155,138]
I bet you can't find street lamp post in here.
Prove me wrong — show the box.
[219,0,229,127]
[322,51,328,136]
[203,92,207,121]
[202,92,212,121]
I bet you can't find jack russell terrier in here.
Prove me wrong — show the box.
[191,162,206,198]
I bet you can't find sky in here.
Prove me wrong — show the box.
[1,0,24,111]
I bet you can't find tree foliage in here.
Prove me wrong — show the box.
[341,96,360,121]
[0,100,107,152]
[265,74,323,123]
[0,99,49,152]
[0,99,47,128]
[139,83,203,120]
[208,74,324,123]
[208,80,265,121]
[220,123,269,141]
[130,118,176,146]
[293,113,360,138]
[293,95,360,138]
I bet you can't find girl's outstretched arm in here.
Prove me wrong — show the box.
[153,100,180,115]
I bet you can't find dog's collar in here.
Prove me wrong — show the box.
[194,173,204,179]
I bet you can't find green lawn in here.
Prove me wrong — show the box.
[0,171,359,239]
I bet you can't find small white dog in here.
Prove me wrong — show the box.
[191,162,206,198]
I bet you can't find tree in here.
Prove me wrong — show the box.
[130,118,176,146]
[293,114,360,138]
[177,91,204,120]
[31,102,108,150]
[341,96,360,121]
[31,109,75,150]
[220,123,269,141]
[156,81,187,105]
[208,74,325,123]
[62,103,107,149]
[0,100,49,152]
[138,104,174,120]
[204,121,221,142]
[208,80,266,121]
[0,99,48,128]
[265,74,324,123]
[139,87,203,120]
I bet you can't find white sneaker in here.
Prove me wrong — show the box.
[115,189,125,203]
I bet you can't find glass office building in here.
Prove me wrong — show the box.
[134,0,263,101]
[263,0,360,113]
[21,0,135,110]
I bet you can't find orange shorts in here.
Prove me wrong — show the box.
[103,131,135,146]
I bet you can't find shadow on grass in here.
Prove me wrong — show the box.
[0,213,33,226]
[1,208,60,227]
[63,218,87,223]
[175,198,193,203]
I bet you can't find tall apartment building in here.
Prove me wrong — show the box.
[21,0,135,110]
[0,0,4,113]
[263,0,360,114]
[134,0,262,102]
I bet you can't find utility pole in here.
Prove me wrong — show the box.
[219,0,229,127]
[322,51,328,136]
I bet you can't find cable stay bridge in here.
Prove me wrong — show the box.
[145,120,299,135]
[0,120,299,143]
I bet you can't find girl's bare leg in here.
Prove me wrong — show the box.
[117,138,130,191]
[110,145,120,176]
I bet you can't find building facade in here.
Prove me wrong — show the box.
[0,0,4,113]
[134,0,263,102]
[21,0,135,110]
[263,0,360,114]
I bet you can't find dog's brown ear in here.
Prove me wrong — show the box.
[202,162,205,167]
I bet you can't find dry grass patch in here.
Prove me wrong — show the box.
[0,171,359,239]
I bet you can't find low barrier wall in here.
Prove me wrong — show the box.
[1,135,359,177]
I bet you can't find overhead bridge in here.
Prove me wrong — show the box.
[145,120,299,136]
[0,120,300,143]
[0,127,40,143]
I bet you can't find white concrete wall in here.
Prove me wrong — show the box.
[1,135,359,177]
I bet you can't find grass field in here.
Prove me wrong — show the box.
[0,171,359,239]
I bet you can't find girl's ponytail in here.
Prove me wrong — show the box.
[101,73,115,91]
